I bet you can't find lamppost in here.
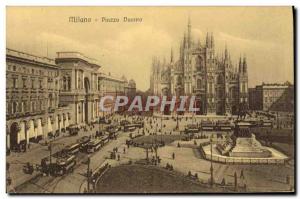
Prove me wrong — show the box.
[210,138,214,187]
[48,140,52,165]
[176,111,179,130]
[160,115,163,143]
[86,156,91,192]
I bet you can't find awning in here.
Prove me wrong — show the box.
[59,118,63,131]
[55,116,59,132]
[37,119,43,136]
[48,117,53,133]
[28,120,35,139]
[19,122,26,144]
[65,116,70,128]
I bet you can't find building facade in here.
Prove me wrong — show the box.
[249,82,294,111]
[98,73,136,115]
[6,49,72,150]
[150,18,248,115]
[6,49,135,150]
[55,52,102,125]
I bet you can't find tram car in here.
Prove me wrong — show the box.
[124,124,136,132]
[64,143,80,155]
[102,135,109,144]
[184,124,199,134]
[40,152,76,176]
[200,120,215,131]
[86,138,102,153]
[78,136,91,151]
[133,121,144,128]
[215,120,233,131]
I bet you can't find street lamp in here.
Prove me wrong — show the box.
[210,138,214,187]
[86,155,91,193]
[160,115,163,143]
[176,112,179,130]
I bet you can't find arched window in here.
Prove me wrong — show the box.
[208,83,212,94]
[68,76,71,90]
[49,94,53,108]
[12,102,17,113]
[197,79,202,89]
[195,56,203,71]
[217,75,224,84]
[242,83,246,93]
[63,76,67,90]
[176,76,182,85]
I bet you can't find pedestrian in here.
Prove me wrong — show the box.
[172,152,175,160]
[240,169,244,179]
[123,147,126,154]
[117,154,120,161]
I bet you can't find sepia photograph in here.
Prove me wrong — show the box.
[5,6,295,194]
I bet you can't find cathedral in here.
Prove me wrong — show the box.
[150,18,248,115]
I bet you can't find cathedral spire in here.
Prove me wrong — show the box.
[197,39,201,48]
[206,32,210,48]
[243,56,247,73]
[170,47,174,63]
[183,32,187,49]
[238,55,242,73]
[211,32,214,48]
[224,44,228,60]
[187,15,192,48]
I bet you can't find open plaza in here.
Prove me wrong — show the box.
[6,112,294,193]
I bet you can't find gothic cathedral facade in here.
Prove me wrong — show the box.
[150,18,248,115]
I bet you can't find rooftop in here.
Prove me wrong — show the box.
[56,51,101,67]
[6,48,56,66]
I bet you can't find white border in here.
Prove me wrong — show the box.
[1,1,298,199]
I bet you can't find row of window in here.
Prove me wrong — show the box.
[264,97,279,104]
[62,76,71,91]
[8,63,59,78]
[264,89,284,97]
[11,77,43,89]
[9,76,59,90]
[7,97,57,115]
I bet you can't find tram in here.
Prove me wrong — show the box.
[184,124,199,134]
[133,121,144,128]
[78,136,91,151]
[86,138,102,153]
[101,135,109,145]
[64,143,80,155]
[215,120,233,131]
[40,152,76,176]
[200,121,215,131]
[124,124,136,132]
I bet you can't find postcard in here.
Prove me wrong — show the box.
[6,6,295,194]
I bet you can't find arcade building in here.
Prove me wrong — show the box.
[6,49,135,151]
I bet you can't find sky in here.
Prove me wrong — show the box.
[6,7,294,91]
